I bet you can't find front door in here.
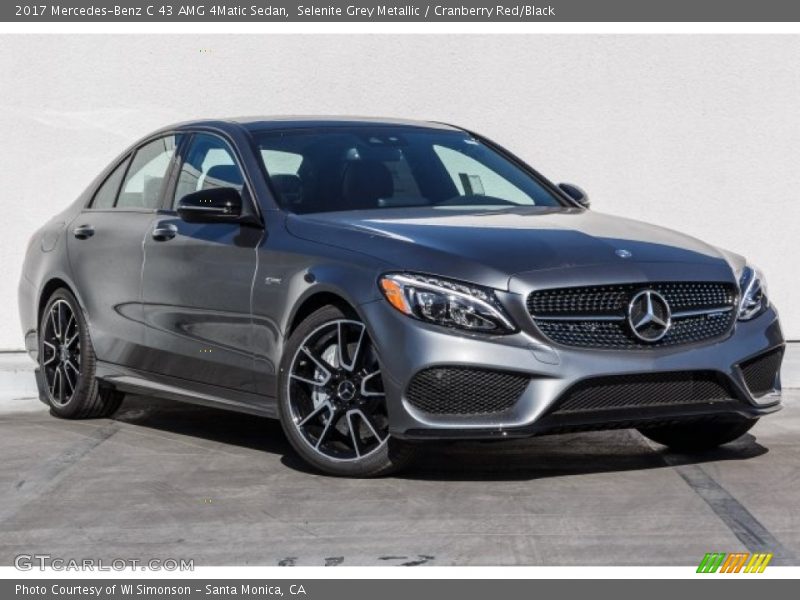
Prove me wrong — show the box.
[140,132,262,392]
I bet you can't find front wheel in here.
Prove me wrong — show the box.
[277,305,417,477]
[638,418,758,452]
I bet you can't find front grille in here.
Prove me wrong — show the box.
[527,282,737,349]
[739,348,783,397]
[550,371,736,415]
[406,367,529,415]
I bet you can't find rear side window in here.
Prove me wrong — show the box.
[117,135,179,209]
[91,157,128,209]
[172,133,245,207]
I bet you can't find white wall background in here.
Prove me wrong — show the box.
[0,35,798,349]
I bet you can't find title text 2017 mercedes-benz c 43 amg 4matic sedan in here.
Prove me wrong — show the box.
[19,117,785,476]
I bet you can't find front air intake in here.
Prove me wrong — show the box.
[739,348,783,397]
[549,371,737,414]
[406,367,529,415]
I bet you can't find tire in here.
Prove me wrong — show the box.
[277,305,418,477]
[38,288,124,419]
[638,418,758,452]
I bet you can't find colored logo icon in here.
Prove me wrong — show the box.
[697,552,773,573]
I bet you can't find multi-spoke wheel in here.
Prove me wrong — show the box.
[41,299,81,406]
[38,289,123,419]
[278,305,417,477]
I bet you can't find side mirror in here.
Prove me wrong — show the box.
[558,182,590,208]
[177,187,243,223]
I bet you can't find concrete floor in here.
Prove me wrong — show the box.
[0,392,798,567]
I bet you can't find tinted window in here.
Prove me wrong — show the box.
[255,127,561,214]
[173,134,244,207]
[117,135,179,209]
[91,157,128,209]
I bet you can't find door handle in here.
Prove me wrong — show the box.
[151,222,178,242]
[72,224,95,240]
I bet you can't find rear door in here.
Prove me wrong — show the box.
[140,132,263,392]
[67,134,180,366]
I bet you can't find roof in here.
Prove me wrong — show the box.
[170,115,462,133]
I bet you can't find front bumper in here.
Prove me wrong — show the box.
[360,299,784,440]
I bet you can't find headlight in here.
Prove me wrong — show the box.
[379,273,515,333]
[738,264,769,321]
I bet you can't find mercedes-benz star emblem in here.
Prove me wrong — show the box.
[336,380,357,402]
[627,290,672,342]
[615,249,632,259]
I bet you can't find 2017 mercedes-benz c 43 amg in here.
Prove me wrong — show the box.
[19,117,784,476]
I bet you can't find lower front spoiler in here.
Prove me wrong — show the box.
[398,401,781,441]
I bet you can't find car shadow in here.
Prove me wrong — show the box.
[112,395,291,451]
[112,395,768,481]
[398,433,767,482]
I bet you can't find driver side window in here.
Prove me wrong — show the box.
[173,133,245,208]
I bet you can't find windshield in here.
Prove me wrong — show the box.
[255,127,564,214]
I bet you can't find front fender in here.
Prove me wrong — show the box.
[250,224,391,397]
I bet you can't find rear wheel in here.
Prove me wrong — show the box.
[638,418,758,451]
[39,288,124,419]
[278,305,417,477]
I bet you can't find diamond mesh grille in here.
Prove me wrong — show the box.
[527,282,737,349]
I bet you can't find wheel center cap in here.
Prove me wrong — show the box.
[59,345,70,362]
[336,380,357,402]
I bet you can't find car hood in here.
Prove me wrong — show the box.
[285,206,738,290]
